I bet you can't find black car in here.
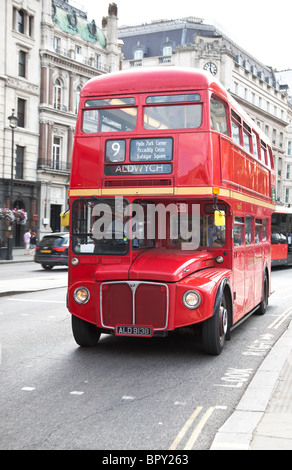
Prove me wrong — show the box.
[34,232,69,270]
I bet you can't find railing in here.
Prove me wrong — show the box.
[53,47,110,73]
[38,160,71,172]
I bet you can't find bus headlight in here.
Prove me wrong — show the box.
[182,290,201,309]
[74,287,90,304]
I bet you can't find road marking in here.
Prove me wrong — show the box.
[21,387,35,391]
[268,305,292,330]
[215,368,253,388]
[70,391,84,395]
[184,407,215,450]
[169,406,203,450]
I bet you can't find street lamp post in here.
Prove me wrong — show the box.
[6,109,18,260]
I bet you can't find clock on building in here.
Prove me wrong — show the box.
[203,62,218,75]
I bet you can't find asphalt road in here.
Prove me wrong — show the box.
[0,264,291,451]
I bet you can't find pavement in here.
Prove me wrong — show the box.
[0,248,68,295]
[1,250,292,450]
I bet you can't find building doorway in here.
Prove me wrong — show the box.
[50,204,61,232]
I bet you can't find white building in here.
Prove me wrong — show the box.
[0,0,122,248]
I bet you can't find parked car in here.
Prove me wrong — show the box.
[34,232,69,270]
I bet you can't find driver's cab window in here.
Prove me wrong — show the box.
[201,204,226,247]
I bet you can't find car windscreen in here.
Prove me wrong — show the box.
[38,236,68,248]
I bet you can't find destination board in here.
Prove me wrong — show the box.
[130,138,173,162]
[104,163,172,176]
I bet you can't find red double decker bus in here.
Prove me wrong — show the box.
[67,68,276,355]
[271,207,292,267]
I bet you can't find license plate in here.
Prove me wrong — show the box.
[41,249,51,253]
[115,326,152,337]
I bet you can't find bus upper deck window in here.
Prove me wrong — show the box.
[210,97,228,136]
[252,132,259,159]
[144,94,202,130]
[231,110,242,146]
[82,97,137,133]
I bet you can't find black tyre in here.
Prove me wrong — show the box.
[257,274,268,315]
[72,315,101,347]
[202,294,229,355]
[42,264,53,270]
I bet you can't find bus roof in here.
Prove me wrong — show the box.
[82,67,225,98]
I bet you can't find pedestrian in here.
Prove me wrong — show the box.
[30,231,37,255]
[23,229,31,255]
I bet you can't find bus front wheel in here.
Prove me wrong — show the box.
[202,294,229,355]
[72,315,101,347]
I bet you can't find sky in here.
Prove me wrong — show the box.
[76,0,292,71]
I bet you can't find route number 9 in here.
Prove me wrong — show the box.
[106,140,126,162]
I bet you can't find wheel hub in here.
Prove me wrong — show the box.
[219,306,228,337]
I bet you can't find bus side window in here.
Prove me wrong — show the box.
[252,131,259,159]
[245,216,252,244]
[231,110,242,146]
[210,96,229,136]
[243,123,252,153]
[234,216,244,246]
[255,219,262,244]
[260,141,268,165]
[263,218,267,242]
[268,146,274,169]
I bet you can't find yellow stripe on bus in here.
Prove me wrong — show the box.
[69,187,275,210]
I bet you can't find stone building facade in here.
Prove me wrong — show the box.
[119,17,292,208]
[0,0,121,248]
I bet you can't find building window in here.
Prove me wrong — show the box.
[163,45,172,56]
[134,50,143,61]
[17,98,26,127]
[54,78,62,110]
[288,141,292,156]
[15,146,24,179]
[278,158,282,176]
[287,164,291,180]
[18,50,26,77]
[28,15,34,37]
[54,36,61,52]
[94,53,101,68]
[285,188,290,204]
[52,137,61,170]
[18,10,24,33]
[75,45,82,62]
[76,85,82,113]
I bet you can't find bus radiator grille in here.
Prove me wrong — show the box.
[100,281,168,330]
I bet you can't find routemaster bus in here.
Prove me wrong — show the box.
[67,68,276,355]
[271,207,292,267]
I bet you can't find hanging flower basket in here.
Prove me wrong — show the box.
[0,208,15,222]
[12,208,27,225]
